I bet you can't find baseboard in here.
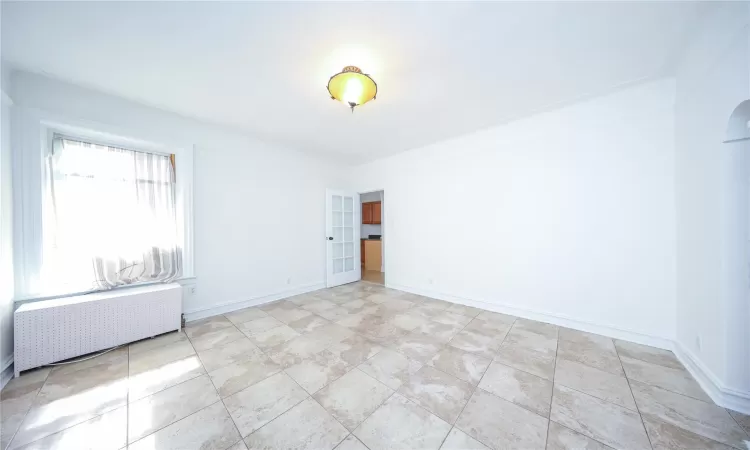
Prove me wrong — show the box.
[673,342,750,415]
[387,283,674,350]
[1,354,14,390]
[183,282,325,322]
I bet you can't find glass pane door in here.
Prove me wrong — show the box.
[326,189,360,287]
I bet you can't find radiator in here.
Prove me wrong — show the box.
[14,283,182,377]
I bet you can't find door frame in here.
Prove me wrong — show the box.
[359,189,386,286]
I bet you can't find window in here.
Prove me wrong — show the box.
[38,136,182,294]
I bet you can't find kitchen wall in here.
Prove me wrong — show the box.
[673,2,750,411]
[361,190,383,238]
[8,71,344,321]
[349,78,677,345]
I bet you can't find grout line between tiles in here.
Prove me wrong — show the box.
[545,324,561,449]
[614,340,655,450]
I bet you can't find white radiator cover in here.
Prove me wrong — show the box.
[14,283,182,377]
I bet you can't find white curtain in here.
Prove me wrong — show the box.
[42,137,181,293]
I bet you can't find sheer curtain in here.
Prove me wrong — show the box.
[41,137,181,294]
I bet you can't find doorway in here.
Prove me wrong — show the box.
[360,190,384,285]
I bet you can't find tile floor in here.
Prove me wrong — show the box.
[1,281,749,450]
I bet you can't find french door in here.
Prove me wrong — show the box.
[325,189,361,287]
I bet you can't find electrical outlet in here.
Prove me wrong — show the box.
[428,278,434,285]
[695,335,702,351]
[190,286,196,295]
[286,277,292,285]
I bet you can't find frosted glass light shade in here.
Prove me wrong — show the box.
[327,66,377,112]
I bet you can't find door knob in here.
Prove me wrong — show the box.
[327,237,333,241]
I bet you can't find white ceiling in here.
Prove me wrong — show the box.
[3,1,708,164]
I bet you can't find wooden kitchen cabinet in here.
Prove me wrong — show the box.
[362,201,381,224]
[362,203,372,224]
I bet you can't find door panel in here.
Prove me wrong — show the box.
[372,202,382,224]
[362,203,372,224]
[326,189,361,287]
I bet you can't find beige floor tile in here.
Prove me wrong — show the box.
[394,331,446,363]
[223,372,308,437]
[448,329,502,359]
[244,398,349,450]
[455,388,548,450]
[414,321,465,343]
[444,303,483,318]
[614,340,683,370]
[304,323,355,348]
[410,304,449,320]
[728,409,750,435]
[429,346,491,385]
[224,306,268,325]
[267,306,314,324]
[300,299,338,313]
[227,440,248,450]
[431,311,473,327]
[196,337,263,372]
[512,318,559,339]
[326,334,383,366]
[440,427,490,450]
[11,358,128,448]
[546,421,613,450]
[288,314,333,334]
[185,316,233,339]
[390,311,433,331]
[48,347,128,379]
[189,326,246,352]
[314,368,394,431]
[494,342,557,380]
[207,354,281,398]
[284,351,352,394]
[630,380,747,448]
[238,316,284,334]
[12,406,126,450]
[129,339,196,376]
[0,367,51,445]
[398,365,473,424]
[643,415,737,450]
[358,348,423,390]
[335,434,369,450]
[557,329,623,375]
[503,326,558,353]
[354,394,451,450]
[259,300,298,312]
[243,324,300,350]
[554,358,636,410]
[478,362,553,417]
[475,311,517,327]
[128,354,206,401]
[127,375,219,443]
[265,334,333,368]
[463,318,512,339]
[320,306,366,322]
[129,331,189,357]
[620,355,710,402]
[550,384,651,450]
[129,402,240,450]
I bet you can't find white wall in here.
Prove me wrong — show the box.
[350,79,677,343]
[9,71,343,320]
[1,66,15,381]
[673,3,750,410]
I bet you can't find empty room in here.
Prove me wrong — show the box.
[1,2,749,450]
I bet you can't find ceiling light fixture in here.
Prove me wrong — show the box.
[327,66,377,112]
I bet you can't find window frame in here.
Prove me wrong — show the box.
[12,109,195,301]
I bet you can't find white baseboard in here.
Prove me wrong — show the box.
[388,283,673,350]
[673,342,750,415]
[183,282,325,322]
[1,354,14,390]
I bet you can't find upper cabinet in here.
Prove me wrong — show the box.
[362,201,381,224]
